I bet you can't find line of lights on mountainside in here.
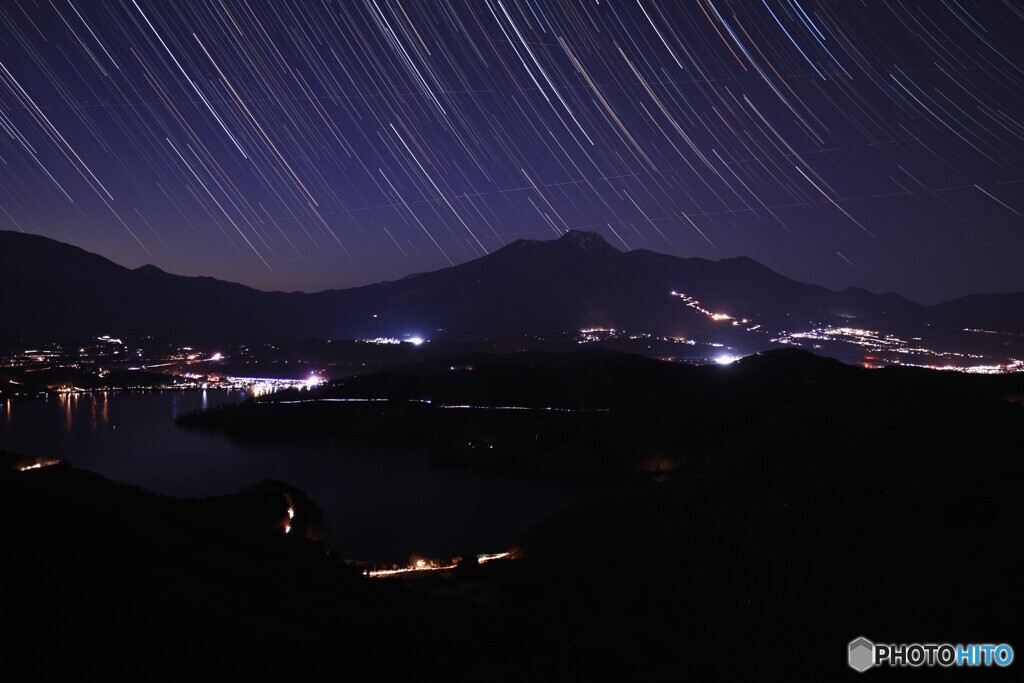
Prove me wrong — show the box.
[15,458,61,472]
[669,291,757,328]
[365,552,511,578]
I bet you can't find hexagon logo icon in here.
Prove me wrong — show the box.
[848,637,875,672]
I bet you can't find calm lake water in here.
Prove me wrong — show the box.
[0,389,593,559]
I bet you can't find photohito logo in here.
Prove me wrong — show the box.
[848,637,1013,671]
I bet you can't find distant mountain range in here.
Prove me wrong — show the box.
[2,229,1022,348]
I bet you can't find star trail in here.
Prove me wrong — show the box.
[0,0,1022,301]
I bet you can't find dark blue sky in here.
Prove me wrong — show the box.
[1,0,1022,303]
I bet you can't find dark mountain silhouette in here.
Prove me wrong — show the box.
[0,231,311,342]
[1,229,1020,344]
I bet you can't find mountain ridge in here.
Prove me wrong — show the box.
[1,229,1021,345]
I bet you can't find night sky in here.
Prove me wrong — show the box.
[1,1,1022,303]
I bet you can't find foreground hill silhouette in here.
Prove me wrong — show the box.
[1,454,520,680]
[3,229,1024,346]
[4,348,1023,679]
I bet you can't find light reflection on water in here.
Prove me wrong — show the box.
[0,389,592,559]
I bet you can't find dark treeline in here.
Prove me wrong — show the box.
[179,348,1024,478]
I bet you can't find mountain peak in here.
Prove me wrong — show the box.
[556,230,618,253]
[134,264,167,276]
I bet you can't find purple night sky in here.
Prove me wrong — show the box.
[0,1,1022,303]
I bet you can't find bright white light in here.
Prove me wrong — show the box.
[407,336,425,346]
[715,354,740,365]
[210,352,223,361]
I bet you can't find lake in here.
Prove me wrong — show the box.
[0,389,595,560]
